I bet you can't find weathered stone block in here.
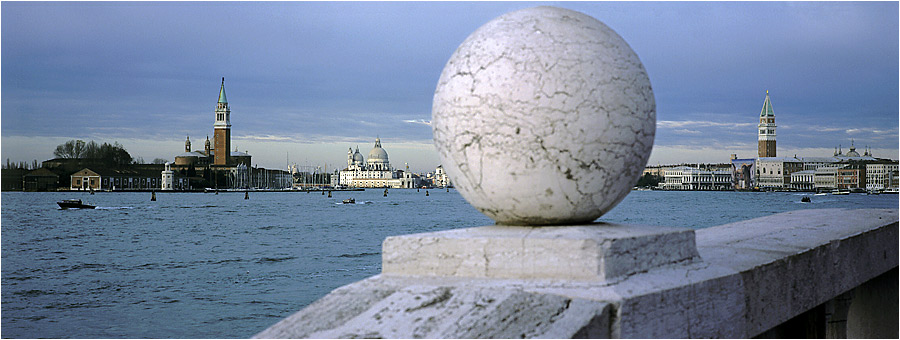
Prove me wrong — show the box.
[382,223,698,281]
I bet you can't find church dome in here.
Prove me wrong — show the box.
[368,147,388,163]
[367,138,389,166]
[174,151,204,166]
[353,148,365,164]
[846,141,860,157]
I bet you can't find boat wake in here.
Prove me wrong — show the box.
[94,206,135,210]
[333,201,374,205]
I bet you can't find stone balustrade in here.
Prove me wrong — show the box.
[255,208,898,338]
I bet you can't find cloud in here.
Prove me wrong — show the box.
[403,119,432,126]
[803,125,845,133]
[237,134,298,142]
[673,129,702,135]
[796,125,899,137]
[657,120,755,129]
[844,127,899,135]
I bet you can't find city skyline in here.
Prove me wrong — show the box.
[2,2,898,172]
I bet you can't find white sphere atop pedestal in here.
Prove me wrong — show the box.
[432,6,655,225]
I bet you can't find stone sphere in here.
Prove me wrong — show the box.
[432,6,655,226]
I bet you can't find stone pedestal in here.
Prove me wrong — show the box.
[383,223,699,281]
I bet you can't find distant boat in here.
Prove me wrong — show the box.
[832,190,850,195]
[57,199,96,209]
[814,192,828,196]
[801,196,811,203]
[342,198,355,204]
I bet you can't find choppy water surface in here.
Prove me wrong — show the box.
[2,189,896,338]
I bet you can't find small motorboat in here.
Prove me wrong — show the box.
[342,198,355,204]
[57,199,96,209]
[800,196,811,203]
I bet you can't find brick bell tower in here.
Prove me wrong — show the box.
[213,77,231,165]
[758,90,776,158]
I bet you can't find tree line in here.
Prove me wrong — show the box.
[3,159,40,170]
[52,139,167,166]
[54,140,133,165]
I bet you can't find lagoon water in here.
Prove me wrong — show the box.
[2,189,897,338]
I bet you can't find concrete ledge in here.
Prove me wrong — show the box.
[382,224,698,280]
[257,208,898,338]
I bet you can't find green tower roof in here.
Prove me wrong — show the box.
[218,77,227,104]
[760,90,774,117]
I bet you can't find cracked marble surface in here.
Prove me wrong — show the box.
[432,6,655,225]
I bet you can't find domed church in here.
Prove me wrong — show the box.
[339,138,415,188]
[366,138,391,171]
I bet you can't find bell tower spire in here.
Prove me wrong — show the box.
[757,90,776,158]
[213,77,232,165]
[218,77,228,104]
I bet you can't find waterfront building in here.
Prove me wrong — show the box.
[731,158,756,190]
[799,156,840,171]
[71,167,169,191]
[338,138,416,188]
[161,163,175,190]
[330,171,340,188]
[865,162,899,191]
[23,168,59,191]
[1,168,28,191]
[813,166,842,190]
[836,168,862,189]
[756,157,803,189]
[71,168,102,191]
[789,170,816,191]
[662,166,732,191]
[433,165,451,188]
[758,90,776,158]
[641,165,665,178]
[231,149,252,167]
[662,166,688,190]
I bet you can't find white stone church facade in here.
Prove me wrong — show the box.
[338,138,416,188]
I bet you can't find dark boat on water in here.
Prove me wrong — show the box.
[57,199,96,209]
[342,198,355,204]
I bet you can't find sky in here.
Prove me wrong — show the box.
[2,1,898,172]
